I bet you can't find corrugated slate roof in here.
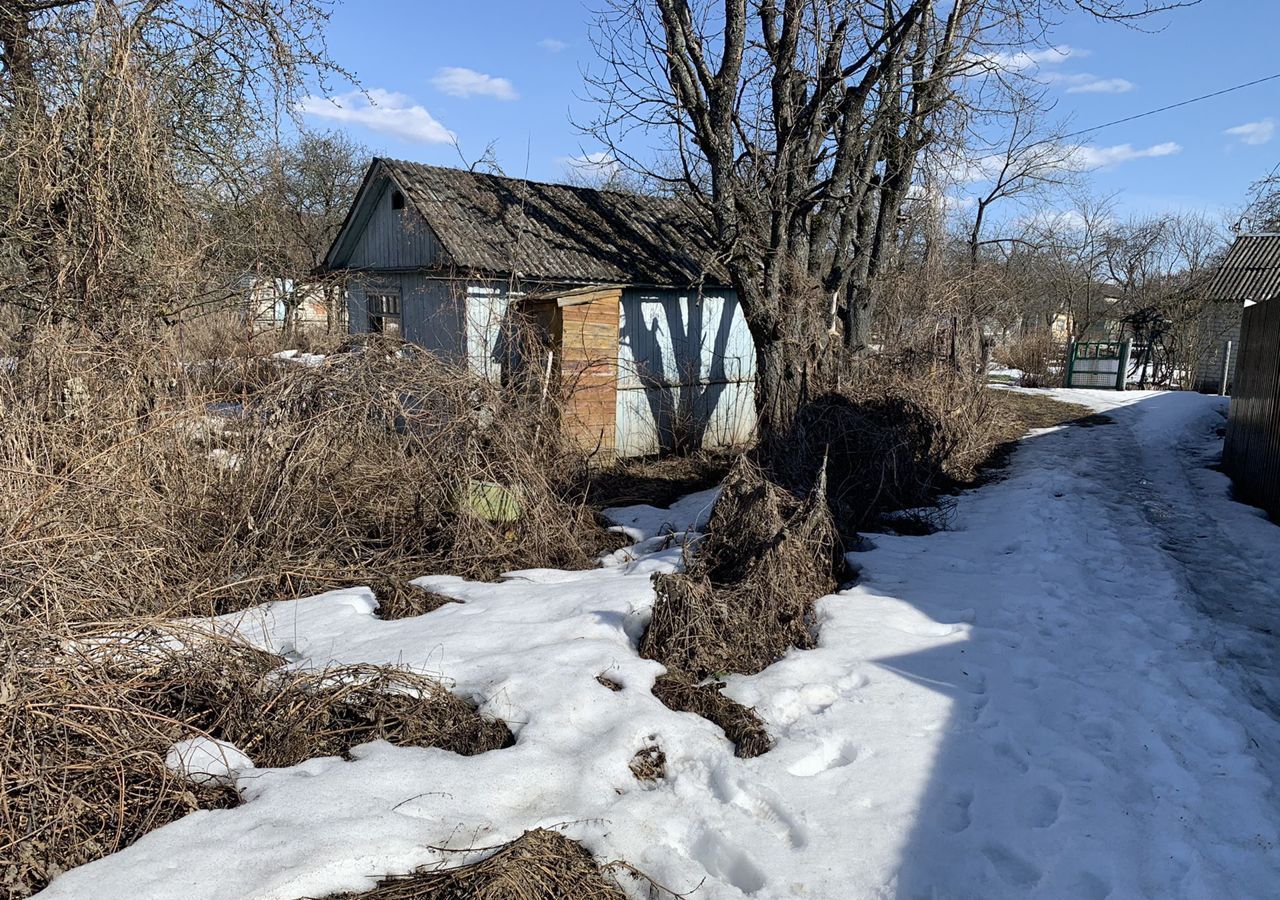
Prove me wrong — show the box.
[376,158,728,286]
[1204,234,1280,302]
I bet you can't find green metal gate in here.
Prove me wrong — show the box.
[1064,340,1131,390]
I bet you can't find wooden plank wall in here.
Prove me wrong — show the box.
[558,289,621,456]
[344,180,443,269]
[1224,300,1280,517]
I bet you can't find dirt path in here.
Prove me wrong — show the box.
[1090,390,1280,781]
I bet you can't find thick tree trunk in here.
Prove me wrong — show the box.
[752,318,840,464]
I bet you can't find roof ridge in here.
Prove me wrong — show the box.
[377,157,685,205]
[357,158,726,285]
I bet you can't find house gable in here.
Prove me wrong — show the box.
[325,163,449,271]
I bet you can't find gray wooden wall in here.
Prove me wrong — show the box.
[616,287,756,456]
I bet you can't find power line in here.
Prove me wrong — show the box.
[1060,71,1280,141]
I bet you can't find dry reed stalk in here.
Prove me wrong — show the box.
[640,457,838,681]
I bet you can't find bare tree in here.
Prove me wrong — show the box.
[1102,211,1226,386]
[0,0,344,327]
[585,0,1195,457]
[211,128,368,332]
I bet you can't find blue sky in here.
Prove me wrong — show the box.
[304,0,1280,222]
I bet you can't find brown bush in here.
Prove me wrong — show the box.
[640,459,837,681]
[638,357,1002,748]
[2,625,511,898]
[997,331,1063,388]
[317,828,628,900]
[782,358,1003,533]
[1,325,604,629]
[0,324,591,896]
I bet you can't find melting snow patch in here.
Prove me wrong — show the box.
[165,737,253,787]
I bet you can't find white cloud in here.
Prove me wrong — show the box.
[975,44,1079,72]
[430,67,518,100]
[296,89,454,144]
[538,38,568,53]
[1065,76,1134,94]
[1041,71,1135,94]
[560,150,620,180]
[1225,118,1276,146]
[1068,141,1181,169]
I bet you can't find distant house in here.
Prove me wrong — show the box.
[1045,292,1124,344]
[322,159,755,456]
[1196,234,1280,393]
[239,275,340,332]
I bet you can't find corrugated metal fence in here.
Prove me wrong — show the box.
[1223,301,1280,517]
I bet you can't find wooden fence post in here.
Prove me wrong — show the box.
[1220,339,1233,397]
[1116,340,1132,391]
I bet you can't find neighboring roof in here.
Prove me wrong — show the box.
[329,158,729,287]
[1204,234,1280,302]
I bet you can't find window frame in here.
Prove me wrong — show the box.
[366,291,402,335]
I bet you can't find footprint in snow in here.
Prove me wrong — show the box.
[936,788,973,834]
[691,829,768,894]
[787,739,862,778]
[982,843,1043,889]
[1016,784,1063,829]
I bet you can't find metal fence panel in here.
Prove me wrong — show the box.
[1224,301,1280,517]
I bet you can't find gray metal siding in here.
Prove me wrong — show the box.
[346,180,444,270]
[616,287,756,456]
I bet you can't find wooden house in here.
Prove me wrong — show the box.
[323,159,755,456]
[1197,234,1280,394]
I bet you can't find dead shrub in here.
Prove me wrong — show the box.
[1,626,511,898]
[639,457,838,680]
[649,675,771,759]
[772,359,1003,535]
[0,326,603,629]
[998,332,1063,388]
[638,357,1004,748]
[317,828,628,900]
[587,450,735,510]
[628,744,667,782]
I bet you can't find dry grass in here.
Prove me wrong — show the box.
[0,324,596,897]
[628,744,667,782]
[594,674,623,692]
[586,451,735,510]
[316,829,628,900]
[369,577,464,621]
[2,626,511,898]
[1,326,605,630]
[650,675,772,759]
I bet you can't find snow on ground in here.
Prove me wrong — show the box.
[165,737,254,787]
[36,390,1280,899]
